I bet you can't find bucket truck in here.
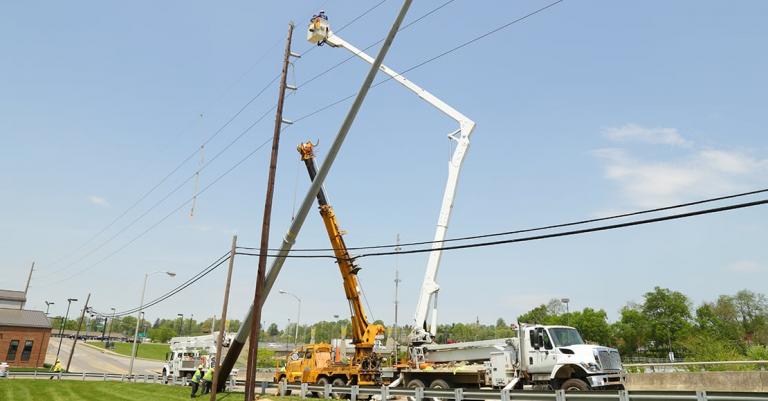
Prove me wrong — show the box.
[274,142,386,390]
[308,15,626,391]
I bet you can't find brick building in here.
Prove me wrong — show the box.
[0,290,52,368]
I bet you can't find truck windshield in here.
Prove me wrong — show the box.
[549,328,584,347]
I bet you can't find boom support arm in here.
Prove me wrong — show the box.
[298,142,384,360]
[309,19,476,343]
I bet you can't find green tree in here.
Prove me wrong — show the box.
[612,305,650,356]
[518,305,550,324]
[641,287,692,355]
[268,323,280,336]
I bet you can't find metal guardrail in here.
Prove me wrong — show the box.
[275,383,768,401]
[6,372,768,401]
[625,360,768,372]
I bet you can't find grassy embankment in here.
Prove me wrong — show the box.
[0,381,308,401]
[86,341,169,361]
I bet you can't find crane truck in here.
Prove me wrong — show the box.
[308,14,627,392]
[274,141,386,390]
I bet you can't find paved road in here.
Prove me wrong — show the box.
[46,338,164,375]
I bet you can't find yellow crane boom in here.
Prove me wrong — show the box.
[297,141,385,368]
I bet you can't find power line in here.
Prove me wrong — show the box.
[351,197,768,259]
[39,1,387,278]
[236,187,768,253]
[47,134,277,285]
[293,0,565,123]
[93,251,231,317]
[94,196,768,318]
[297,0,458,89]
[38,74,281,280]
[232,197,768,260]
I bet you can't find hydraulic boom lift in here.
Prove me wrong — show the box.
[308,15,476,355]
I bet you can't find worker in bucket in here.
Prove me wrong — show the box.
[49,359,62,380]
[190,364,203,398]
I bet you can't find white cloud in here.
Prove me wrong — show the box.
[725,261,766,274]
[87,196,109,207]
[593,125,768,209]
[604,123,690,146]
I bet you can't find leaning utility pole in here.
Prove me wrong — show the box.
[66,293,90,372]
[216,1,413,383]
[244,22,295,401]
[209,235,237,401]
[22,262,34,309]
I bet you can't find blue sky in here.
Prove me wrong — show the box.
[2,1,767,330]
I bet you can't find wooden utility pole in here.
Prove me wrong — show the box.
[209,235,237,400]
[22,262,34,309]
[244,22,295,401]
[66,293,90,372]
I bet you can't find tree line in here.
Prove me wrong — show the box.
[48,286,768,362]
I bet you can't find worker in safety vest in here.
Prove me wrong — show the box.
[49,359,63,380]
[190,365,203,398]
[201,366,214,394]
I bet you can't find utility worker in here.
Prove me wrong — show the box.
[190,365,203,398]
[49,359,63,380]
[201,366,214,394]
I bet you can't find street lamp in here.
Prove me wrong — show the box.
[279,290,301,345]
[44,301,54,316]
[177,313,184,336]
[128,270,175,378]
[561,298,570,314]
[55,298,77,360]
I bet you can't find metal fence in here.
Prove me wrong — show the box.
[624,360,768,372]
[6,372,768,401]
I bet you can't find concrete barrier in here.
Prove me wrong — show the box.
[627,372,768,392]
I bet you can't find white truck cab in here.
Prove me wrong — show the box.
[514,324,626,390]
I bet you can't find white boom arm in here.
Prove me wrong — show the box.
[308,19,476,344]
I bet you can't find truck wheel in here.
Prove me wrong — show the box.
[162,369,168,384]
[316,377,330,398]
[407,379,426,389]
[429,379,450,389]
[279,377,292,396]
[561,378,589,391]
[332,378,347,399]
[430,379,453,401]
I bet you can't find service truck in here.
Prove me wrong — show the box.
[162,333,236,383]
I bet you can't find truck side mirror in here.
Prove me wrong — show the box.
[537,332,545,349]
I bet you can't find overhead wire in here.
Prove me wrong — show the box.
[235,187,768,253]
[232,197,768,261]
[39,1,400,282]
[292,0,566,124]
[93,195,768,317]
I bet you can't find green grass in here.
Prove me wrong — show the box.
[86,341,170,361]
[0,380,249,401]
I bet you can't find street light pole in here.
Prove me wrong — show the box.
[129,271,175,378]
[279,290,301,345]
[55,298,77,360]
[44,301,54,316]
[177,313,184,336]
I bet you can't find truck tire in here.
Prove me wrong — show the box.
[316,377,330,398]
[561,378,589,391]
[407,379,426,389]
[332,378,347,399]
[429,379,450,389]
[279,376,292,396]
[429,379,453,401]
